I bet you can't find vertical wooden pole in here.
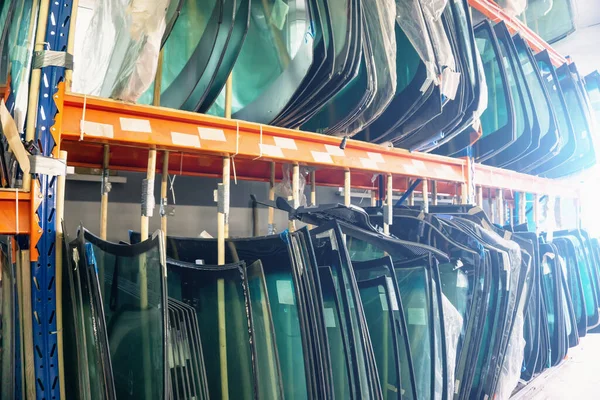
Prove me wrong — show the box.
[371,190,377,207]
[408,179,415,206]
[22,0,47,191]
[268,163,275,234]
[489,189,496,223]
[160,152,169,236]
[344,170,351,206]
[289,164,300,232]
[225,76,233,119]
[310,170,316,206]
[65,0,80,91]
[533,193,540,233]
[461,182,469,205]
[19,249,35,399]
[518,192,527,225]
[476,186,483,209]
[217,156,231,399]
[422,179,429,213]
[431,181,438,206]
[140,149,156,400]
[55,150,67,400]
[496,189,504,225]
[555,196,562,230]
[100,145,110,240]
[384,174,392,234]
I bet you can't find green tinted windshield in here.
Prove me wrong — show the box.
[475,28,509,137]
[523,0,575,44]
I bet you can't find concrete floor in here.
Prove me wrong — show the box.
[513,335,600,399]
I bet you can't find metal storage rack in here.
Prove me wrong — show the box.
[0,0,584,397]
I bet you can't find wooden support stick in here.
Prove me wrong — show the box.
[153,51,164,106]
[225,75,233,119]
[533,194,539,233]
[20,250,35,399]
[489,189,496,223]
[408,179,415,206]
[431,181,438,206]
[217,156,231,399]
[161,151,169,236]
[496,189,504,225]
[100,145,110,240]
[344,170,351,206]
[140,149,156,400]
[422,179,429,213]
[268,163,275,234]
[476,186,483,209]
[371,190,377,207]
[311,170,316,206]
[461,182,469,205]
[384,174,392,235]
[55,150,67,400]
[518,192,526,225]
[289,164,300,232]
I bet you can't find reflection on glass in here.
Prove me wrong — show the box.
[358,277,401,400]
[247,260,285,400]
[319,266,352,400]
[523,0,575,44]
[167,260,255,399]
[475,27,509,138]
[395,267,432,400]
[85,231,166,400]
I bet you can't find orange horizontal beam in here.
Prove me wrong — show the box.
[59,90,467,183]
[468,0,567,67]
[473,163,578,197]
[0,190,31,235]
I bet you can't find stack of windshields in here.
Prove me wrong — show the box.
[154,230,336,399]
[540,63,597,177]
[62,226,168,399]
[520,0,576,44]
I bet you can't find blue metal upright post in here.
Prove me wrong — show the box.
[30,0,74,398]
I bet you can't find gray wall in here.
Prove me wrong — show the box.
[64,172,348,243]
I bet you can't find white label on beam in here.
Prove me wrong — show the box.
[311,151,334,164]
[412,160,426,170]
[360,158,379,169]
[171,132,201,148]
[120,117,152,133]
[198,127,226,142]
[260,144,284,158]
[324,144,345,156]
[82,121,114,138]
[403,164,418,176]
[273,136,297,150]
[367,152,385,163]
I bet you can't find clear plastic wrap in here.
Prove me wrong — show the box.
[73,0,171,102]
[442,293,463,400]
[538,196,557,240]
[498,0,527,16]
[495,303,526,400]
[7,0,38,133]
[340,0,397,135]
[417,0,457,79]
[274,164,308,207]
[396,0,439,90]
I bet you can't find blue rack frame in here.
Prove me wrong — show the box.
[30,0,74,398]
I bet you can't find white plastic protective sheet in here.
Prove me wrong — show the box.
[498,0,528,16]
[73,0,171,102]
[495,300,526,400]
[274,164,308,207]
[442,293,463,400]
[396,0,439,91]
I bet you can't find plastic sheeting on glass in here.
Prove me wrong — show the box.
[73,0,171,102]
[6,0,38,133]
